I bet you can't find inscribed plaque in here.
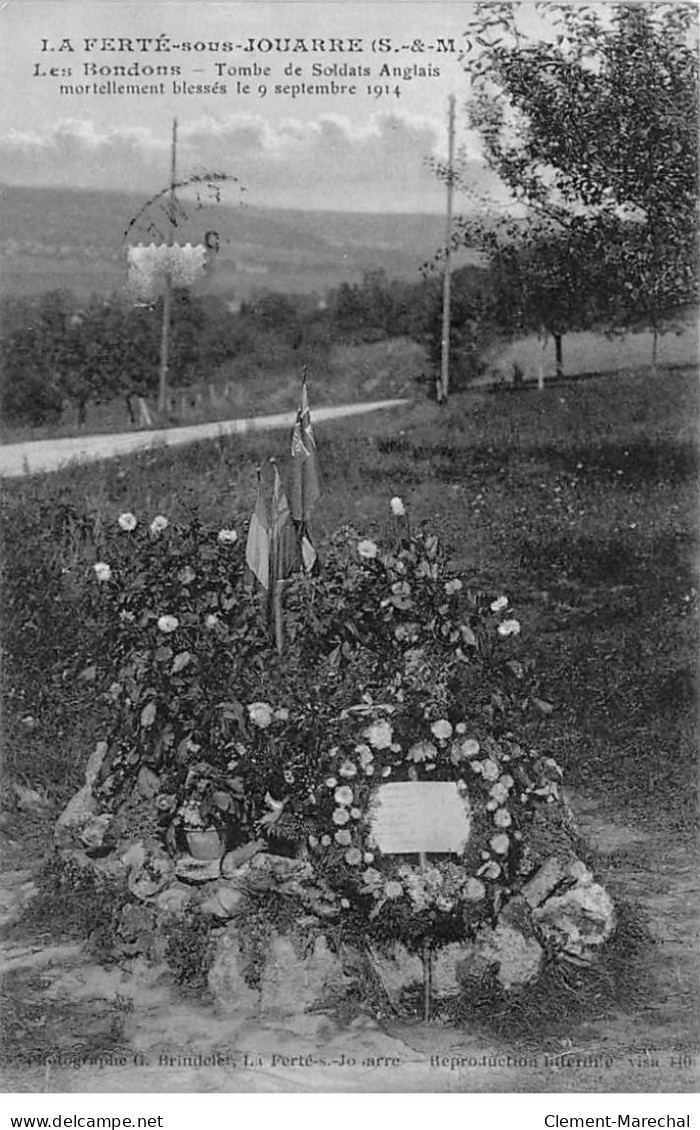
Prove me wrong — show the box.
[367,782,472,855]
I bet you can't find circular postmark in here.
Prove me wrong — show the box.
[123,170,247,302]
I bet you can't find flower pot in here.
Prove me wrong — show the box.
[185,828,224,861]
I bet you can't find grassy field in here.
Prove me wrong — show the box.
[0,337,426,446]
[486,317,698,383]
[1,359,698,1072]
[3,315,696,448]
[2,363,697,830]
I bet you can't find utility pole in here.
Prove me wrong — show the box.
[158,118,177,414]
[438,94,456,404]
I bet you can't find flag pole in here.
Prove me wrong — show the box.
[269,458,285,656]
[158,117,177,414]
[438,95,456,404]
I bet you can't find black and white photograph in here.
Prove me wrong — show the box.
[0,0,697,1109]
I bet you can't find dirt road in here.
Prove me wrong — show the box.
[0,399,410,479]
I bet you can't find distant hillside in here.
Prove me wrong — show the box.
[0,183,477,301]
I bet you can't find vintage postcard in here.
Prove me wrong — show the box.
[0,0,697,1107]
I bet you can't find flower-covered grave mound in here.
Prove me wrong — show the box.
[54,504,615,1006]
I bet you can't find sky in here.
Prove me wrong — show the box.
[0,1,575,212]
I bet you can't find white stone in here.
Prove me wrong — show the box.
[368,943,423,1004]
[84,741,109,789]
[431,943,472,997]
[136,767,160,799]
[154,882,194,916]
[54,785,98,848]
[520,856,568,908]
[245,854,313,895]
[128,847,174,900]
[221,840,267,876]
[207,926,260,1016]
[12,784,50,813]
[533,882,615,959]
[259,933,348,1019]
[175,856,222,884]
[472,921,543,989]
[200,881,244,919]
[79,813,112,852]
[121,841,147,872]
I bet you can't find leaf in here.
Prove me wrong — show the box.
[171,650,191,674]
[532,697,554,715]
[79,665,97,682]
[257,809,284,830]
[218,699,247,727]
[140,701,157,729]
[461,625,478,647]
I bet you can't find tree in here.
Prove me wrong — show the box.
[461,2,699,361]
[0,292,72,427]
[426,265,498,388]
[458,211,615,379]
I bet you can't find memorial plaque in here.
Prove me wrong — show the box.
[367,782,472,855]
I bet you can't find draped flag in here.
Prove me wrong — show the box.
[290,379,321,573]
[245,469,270,591]
[245,461,295,591]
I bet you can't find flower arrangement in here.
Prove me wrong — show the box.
[85,500,561,957]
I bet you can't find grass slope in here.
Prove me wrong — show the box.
[0,337,425,446]
[1,366,697,838]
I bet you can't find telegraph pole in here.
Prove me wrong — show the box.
[158,118,177,414]
[438,95,456,404]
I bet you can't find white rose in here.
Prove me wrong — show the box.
[93,562,112,582]
[498,618,521,638]
[465,878,486,901]
[490,595,509,612]
[218,528,238,545]
[118,512,137,532]
[157,615,179,633]
[357,539,378,559]
[489,781,510,804]
[247,702,273,729]
[430,719,453,742]
[461,738,481,758]
[390,496,406,517]
[365,720,393,750]
[150,515,168,534]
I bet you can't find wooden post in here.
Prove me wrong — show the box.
[419,845,432,1023]
[439,94,456,404]
[268,458,286,656]
[137,397,153,428]
[537,326,547,391]
[273,579,285,656]
[158,118,177,414]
